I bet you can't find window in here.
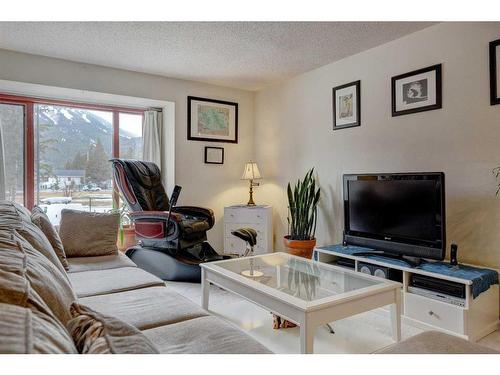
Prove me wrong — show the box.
[119,113,143,159]
[0,94,144,224]
[0,103,25,204]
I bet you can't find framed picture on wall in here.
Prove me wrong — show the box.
[391,64,442,116]
[490,39,500,105]
[204,146,224,164]
[187,96,238,143]
[332,80,361,130]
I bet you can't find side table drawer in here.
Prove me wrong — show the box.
[224,236,268,255]
[405,293,465,334]
[224,237,246,256]
[225,209,268,224]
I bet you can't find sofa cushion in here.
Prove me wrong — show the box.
[0,230,76,325]
[67,253,136,273]
[79,286,208,330]
[59,209,119,257]
[143,315,271,354]
[67,302,158,354]
[0,201,67,275]
[0,302,77,354]
[376,331,498,354]
[69,267,164,298]
[0,252,56,319]
[31,206,69,270]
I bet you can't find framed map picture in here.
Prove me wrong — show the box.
[332,80,361,130]
[187,96,238,143]
[391,64,442,116]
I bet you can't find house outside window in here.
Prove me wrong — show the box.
[0,94,144,224]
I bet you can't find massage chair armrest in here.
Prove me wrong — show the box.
[129,211,182,222]
[172,206,215,228]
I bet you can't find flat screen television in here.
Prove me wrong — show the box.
[343,172,445,261]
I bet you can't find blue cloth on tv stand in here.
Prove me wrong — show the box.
[315,244,499,298]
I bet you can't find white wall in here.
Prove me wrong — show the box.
[0,49,255,251]
[254,22,500,268]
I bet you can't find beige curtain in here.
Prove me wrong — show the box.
[142,110,163,171]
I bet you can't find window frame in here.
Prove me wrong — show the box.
[0,93,145,209]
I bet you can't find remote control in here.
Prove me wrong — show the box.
[166,185,182,235]
[450,243,458,266]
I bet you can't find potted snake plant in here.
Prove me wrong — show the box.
[283,168,320,259]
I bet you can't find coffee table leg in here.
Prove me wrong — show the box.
[390,290,401,342]
[299,319,314,354]
[201,268,209,310]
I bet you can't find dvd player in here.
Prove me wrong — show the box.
[410,274,466,299]
[408,286,465,307]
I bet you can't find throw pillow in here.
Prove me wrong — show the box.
[31,206,69,270]
[67,302,159,354]
[59,209,119,257]
[0,229,77,325]
[0,201,67,276]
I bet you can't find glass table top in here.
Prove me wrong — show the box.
[209,253,385,302]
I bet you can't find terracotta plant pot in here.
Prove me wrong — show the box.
[117,224,137,252]
[283,235,317,259]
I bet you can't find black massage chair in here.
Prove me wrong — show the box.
[110,158,225,282]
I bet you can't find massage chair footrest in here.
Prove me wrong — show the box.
[125,243,229,282]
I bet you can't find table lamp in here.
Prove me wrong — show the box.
[241,161,262,206]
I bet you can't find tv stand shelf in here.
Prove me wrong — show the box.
[313,245,500,342]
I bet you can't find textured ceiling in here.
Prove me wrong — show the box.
[0,22,435,91]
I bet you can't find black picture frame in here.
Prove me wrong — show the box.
[490,39,500,105]
[187,96,238,143]
[204,146,224,164]
[391,64,442,117]
[332,80,361,130]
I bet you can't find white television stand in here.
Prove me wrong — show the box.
[313,246,500,342]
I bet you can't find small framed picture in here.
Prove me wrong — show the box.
[332,80,361,130]
[188,96,238,143]
[204,146,224,165]
[391,64,442,116]
[490,39,500,105]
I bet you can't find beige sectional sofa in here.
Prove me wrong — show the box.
[377,331,498,354]
[0,201,270,354]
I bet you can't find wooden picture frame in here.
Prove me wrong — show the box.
[490,39,500,105]
[187,96,238,143]
[204,146,224,164]
[332,80,361,130]
[391,64,442,117]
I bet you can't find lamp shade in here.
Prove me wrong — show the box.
[241,162,262,180]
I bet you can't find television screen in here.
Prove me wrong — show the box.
[348,180,437,241]
[343,173,445,260]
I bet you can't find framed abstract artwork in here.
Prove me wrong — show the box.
[204,146,224,164]
[187,96,238,143]
[332,80,361,130]
[391,64,442,116]
[490,39,500,105]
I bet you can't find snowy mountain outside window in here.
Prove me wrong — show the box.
[33,104,143,224]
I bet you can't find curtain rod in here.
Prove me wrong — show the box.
[147,107,163,112]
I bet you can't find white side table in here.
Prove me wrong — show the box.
[223,205,273,256]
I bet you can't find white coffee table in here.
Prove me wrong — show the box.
[200,252,401,354]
